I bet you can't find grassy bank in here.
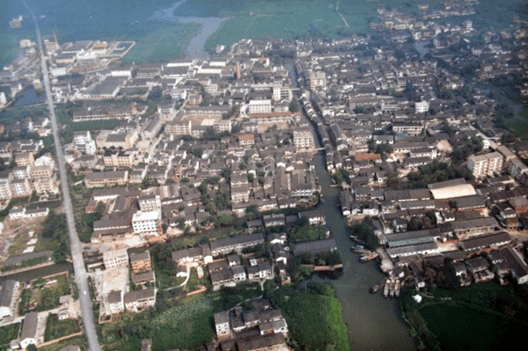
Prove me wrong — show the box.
[401,282,528,351]
[270,283,350,351]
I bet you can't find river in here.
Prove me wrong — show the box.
[313,152,416,351]
[286,64,416,350]
[149,0,228,59]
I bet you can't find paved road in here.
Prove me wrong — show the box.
[21,1,102,350]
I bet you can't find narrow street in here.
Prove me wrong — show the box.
[21,0,102,350]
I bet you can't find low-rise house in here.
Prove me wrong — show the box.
[299,210,326,225]
[124,288,156,312]
[20,312,39,350]
[131,271,156,285]
[84,171,128,188]
[0,280,20,319]
[104,290,124,315]
[130,251,152,273]
[500,247,528,284]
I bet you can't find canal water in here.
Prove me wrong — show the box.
[312,152,416,351]
[12,87,45,108]
[0,262,73,285]
[289,62,416,350]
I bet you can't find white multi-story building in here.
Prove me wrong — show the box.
[132,210,161,236]
[73,130,92,145]
[10,178,31,197]
[293,128,315,149]
[103,248,129,269]
[214,312,231,339]
[273,85,292,102]
[165,120,192,135]
[0,92,7,106]
[248,100,272,114]
[309,71,326,90]
[138,193,161,212]
[415,101,430,113]
[507,157,528,179]
[0,176,13,201]
[73,131,96,155]
[467,152,504,179]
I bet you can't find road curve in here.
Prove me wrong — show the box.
[21,1,102,350]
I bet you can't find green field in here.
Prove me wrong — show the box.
[420,304,525,351]
[1,0,522,68]
[123,22,202,63]
[402,282,528,351]
[0,0,200,67]
[98,296,214,351]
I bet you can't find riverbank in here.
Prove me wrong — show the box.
[288,63,416,350]
[400,282,528,351]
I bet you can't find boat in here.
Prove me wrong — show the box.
[360,252,379,263]
[351,246,367,254]
[369,278,387,294]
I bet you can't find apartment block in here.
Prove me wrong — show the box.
[103,248,129,269]
[467,152,504,179]
[293,128,315,149]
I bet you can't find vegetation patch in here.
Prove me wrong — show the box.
[0,323,20,351]
[98,296,215,351]
[44,314,80,342]
[123,22,202,63]
[401,283,528,351]
[19,274,71,315]
[269,283,349,351]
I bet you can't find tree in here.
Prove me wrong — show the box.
[289,99,299,113]
[245,205,261,221]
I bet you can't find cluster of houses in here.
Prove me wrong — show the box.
[170,209,332,290]
[1,0,528,348]
[95,247,156,320]
[214,300,288,351]
[0,141,59,204]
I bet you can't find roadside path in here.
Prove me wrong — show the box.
[21,1,102,350]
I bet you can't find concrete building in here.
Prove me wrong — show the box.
[123,288,156,312]
[165,120,192,136]
[467,152,504,179]
[132,210,161,236]
[293,128,315,149]
[248,100,272,114]
[138,193,161,212]
[103,248,129,269]
[130,251,152,273]
[309,71,326,90]
[415,101,430,113]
